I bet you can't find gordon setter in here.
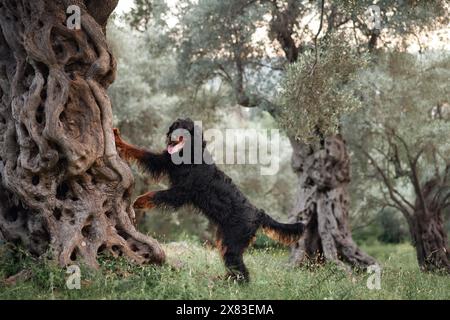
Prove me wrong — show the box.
[114,118,304,281]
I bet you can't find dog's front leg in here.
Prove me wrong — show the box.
[113,128,148,162]
[114,128,170,178]
[133,187,190,210]
[133,191,157,210]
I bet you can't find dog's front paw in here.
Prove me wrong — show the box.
[113,128,123,147]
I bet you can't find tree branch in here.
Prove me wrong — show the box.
[268,0,300,63]
[310,0,325,75]
[357,144,414,217]
[85,0,119,31]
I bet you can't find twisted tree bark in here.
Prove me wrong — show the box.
[289,135,377,270]
[0,0,165,268]
[409,179,450,272]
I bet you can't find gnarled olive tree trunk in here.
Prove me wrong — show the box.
[289,135,377,270]
[0,0,165,268]
[409,179,450,272]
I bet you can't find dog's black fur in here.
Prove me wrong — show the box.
[114,118,305,281]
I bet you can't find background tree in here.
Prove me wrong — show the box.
[0,0,164,268]
[278,37,376,268]
[346,52,450,272]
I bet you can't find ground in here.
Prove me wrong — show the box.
[0,240,448,299]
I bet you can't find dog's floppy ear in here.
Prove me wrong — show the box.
[167,119,181,136]
[183,118,195,132]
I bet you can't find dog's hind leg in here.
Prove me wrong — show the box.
[217,232,250,282]
[223,250,249,282]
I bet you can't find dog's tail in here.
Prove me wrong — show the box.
[258,210,305,245]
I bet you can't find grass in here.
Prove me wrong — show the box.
[0,241,449,300]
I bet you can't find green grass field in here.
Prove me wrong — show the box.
[0,241,449,300]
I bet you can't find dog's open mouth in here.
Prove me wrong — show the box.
[167,135,185,155]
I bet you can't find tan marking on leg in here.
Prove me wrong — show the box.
[133,191,156,210]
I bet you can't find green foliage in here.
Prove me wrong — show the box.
[0,245,82,298]
[279,36,369,143]
[351,208,410,245]
[1,242,449,299]
[108,21,170,146]
[252,233,282,249]
[377,209,409,244]
[125,0,170,32]
[169,0,276,111]
[347,51,450,191]
[126,0,153,31]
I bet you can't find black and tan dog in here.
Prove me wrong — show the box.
[114,118,304,281]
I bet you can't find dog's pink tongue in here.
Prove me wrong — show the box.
[167,141,184,155]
